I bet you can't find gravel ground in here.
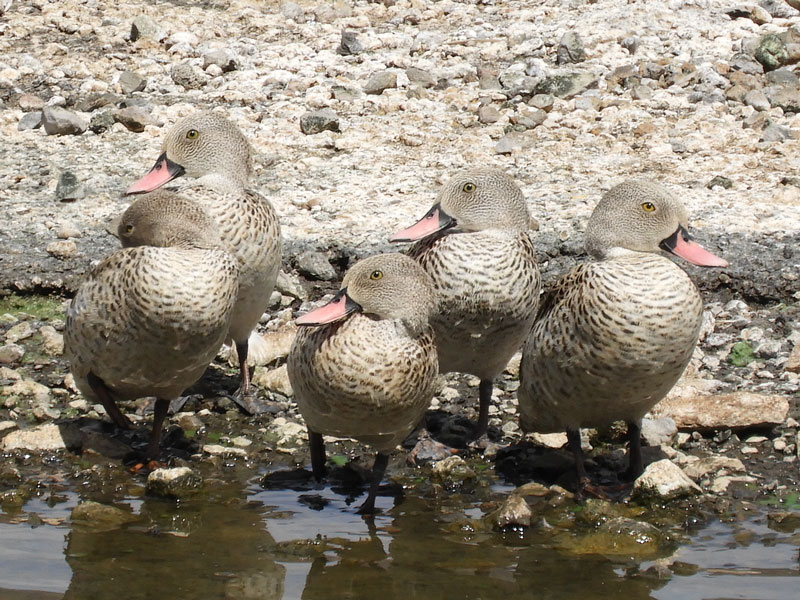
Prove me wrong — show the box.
[0,0,799,520]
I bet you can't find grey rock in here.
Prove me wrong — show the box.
[494,132,532,154]
[46,239,78,259]
[477,65,501,90]
[296,251,337,281]
[18,111,42,131]
[510,107,547,129]
[556,31,585,65]
[146,467,204,498]
[170,62,207,89]
[682,456,746,480]
[331,85,362,102]
[41,106,87,136]
[725,5,772,24]
[203,49,237,72]
[498,70,540,97]
[759,0,799,18]
[280,1,305,21]
[765,83,800,112]
[119,70,146,94]
[707,175,734,189]
[493,494,532,529]
[113,106,154,133]
[276,270,307,300]
[535,72,598,99]
[760,123,794,141]
[529,93,555,111]
[641,416,678,446]
[620,36,640,54]
[766,68,799,85]
[431,455,476,482]
[744,88,770,111]
[130,15,164,42]
[55,171,86,201]
[406,66,436,88]
[653,391,789,430]
[5,321,33,343]
[89,111,115,134]
[0,343,24,364]
[299,109,340,135]
[631,85,653,100]
[742,111,771,130]
[338,30,362,55]
[729,52,764,75]
[633,459,702,501]
[754,34,788,71]
[363,70,397,95]
[0,422,81,451]
[477,105,501,124]
[18,93,44,111]
[73,92,120,113]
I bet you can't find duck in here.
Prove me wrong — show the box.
[517,179,728,497]
[64,191,239,461]
[390,168,540,442]
[287,253,438,514]
[125,111,281,404]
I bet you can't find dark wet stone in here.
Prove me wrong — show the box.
[767,511,800,532]
[556,31,585,64]
[406,66,436,88]
[119,70,147,94]
[363,70,397,95]
[707,175,734,189]
[299,108,340,135]
[41,106,87,136]
[18,111,42,131]
[113,106,154,133]
[493,494,532,529]
[295,251,337,281]
[203,49,237,72]
[55,171,86,202]
[170,62,207,89]
[71,501,138,531]
[89,111,115,134]
[298,494,330,510]
[130,15,164,42]
[337,30,362,55]
[535,72,598,99]
[754,34,788,71]
[73,91,120,113]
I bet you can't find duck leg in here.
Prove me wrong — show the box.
[145,398,170,462]
[357,452,389,515]
[472,379,493,441]
[623,420,644,481]
[87,372,134,430]
[234,337,251,396]
[566,427,590,496]
[309,430,327,481]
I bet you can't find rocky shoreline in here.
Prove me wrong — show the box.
[1,0,799,542]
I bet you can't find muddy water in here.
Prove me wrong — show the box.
[1,466,798,600]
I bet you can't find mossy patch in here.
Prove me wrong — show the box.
[729,341,755,367]
[0,293,66,322]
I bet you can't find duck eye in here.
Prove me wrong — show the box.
[124,224,134,234]
[641,202,655,212]
[462,182,476,193]
[370,270,383,281]
[186,129,199,140]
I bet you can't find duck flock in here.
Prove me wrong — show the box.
[62,111,729,513]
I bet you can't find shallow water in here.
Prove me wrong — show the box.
[1,467,798,600]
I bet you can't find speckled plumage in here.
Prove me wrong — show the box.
[518,179,727,488]
[287,254,438,512]
[128,111,281,392]
[397,168,540,438]
[64,191,239,459]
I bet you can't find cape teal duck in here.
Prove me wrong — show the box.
[64,191,239,461]
[126,111,281,401]
[287,253,438,513]
[518,179,728,496]
[391,168,540,440]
